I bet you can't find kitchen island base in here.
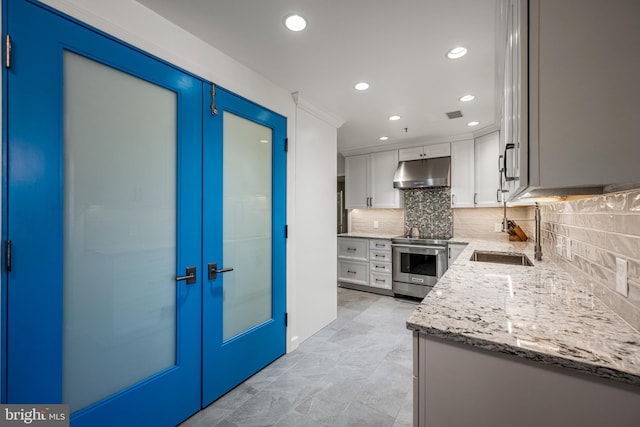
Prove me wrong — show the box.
[413,333,640,427]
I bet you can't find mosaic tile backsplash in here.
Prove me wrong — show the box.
[403,188,453,238]
[541,189,640,331]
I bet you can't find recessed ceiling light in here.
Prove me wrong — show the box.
[284,14,307,32]
[379,136,389,141]
[259,139,269,144]
[467,121,480,127]
[389,115,401,121]
[459,94,475,102]
[354,82,370,91]
[447,46,468,59]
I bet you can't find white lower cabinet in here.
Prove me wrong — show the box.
[447,242,468,267]
[338,237,393,295]
[337,259,369,286]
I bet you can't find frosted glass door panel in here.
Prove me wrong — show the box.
[62,51,177,412]
[223,113,272,340]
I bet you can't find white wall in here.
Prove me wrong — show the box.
[4,0,340,355]
[292,106,338,344]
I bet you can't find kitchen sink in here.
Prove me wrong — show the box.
[470,250,534,266]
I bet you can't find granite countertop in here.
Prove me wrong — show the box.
[407,238,640,386]
[338,232,400,239]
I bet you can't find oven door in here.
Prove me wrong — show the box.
[392,244,446,287]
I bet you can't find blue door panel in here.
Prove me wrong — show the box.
[202,86,287,406]
[4,0,202,425]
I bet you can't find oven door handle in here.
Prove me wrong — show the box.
[391,244,446,252]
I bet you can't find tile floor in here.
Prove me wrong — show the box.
[180,287,418,427]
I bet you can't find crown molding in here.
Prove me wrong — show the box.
[292,92,345,129]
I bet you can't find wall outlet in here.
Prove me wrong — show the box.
[556,236,564,256]
[494,223,502,232]
[565,238,573,261]
[373,220,379,229]
[616,258,628,297]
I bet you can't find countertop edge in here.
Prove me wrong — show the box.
[407,323,640,387]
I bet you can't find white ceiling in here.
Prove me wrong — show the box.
[136,0,498,154]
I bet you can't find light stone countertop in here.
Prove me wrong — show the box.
[337,232,400,240]
[406,238,640,386]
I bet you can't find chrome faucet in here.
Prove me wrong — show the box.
[534,202,542,261]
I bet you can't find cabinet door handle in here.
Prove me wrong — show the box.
[451,194,456,206]
[503,143,516,181]
[498,154,504,172]
[496,189,501,203]
[448,247,451,259]
[474,193,478,205]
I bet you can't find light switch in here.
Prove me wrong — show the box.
[616,258,628,297]
[373,220,379,229]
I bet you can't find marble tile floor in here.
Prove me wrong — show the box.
[179,287,418,427]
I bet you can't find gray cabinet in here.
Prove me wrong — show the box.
[501,0,640,200]
[337,237,393,295]
[447,242,468,267]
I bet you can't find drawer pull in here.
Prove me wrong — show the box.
[375,244,385,248]
[375,279,386,283]
[347,248,357,252]
[347,270,357,274]
[375,254,385,258]
[375,265,385,270]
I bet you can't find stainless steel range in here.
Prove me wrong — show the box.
[391,236,449,299]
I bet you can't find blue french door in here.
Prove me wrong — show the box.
[202,87,287,406]
[3,0,287,424]
[3,0,202,425]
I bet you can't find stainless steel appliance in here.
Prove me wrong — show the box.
[391,237,448,298]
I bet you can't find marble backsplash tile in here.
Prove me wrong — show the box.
[403,188,452,238]
[349,208,404,235]
[541,188,640,331]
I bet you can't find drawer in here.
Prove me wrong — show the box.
[370,239,392,252]
[370,261,392,274]
[338,260,369,285]
[338,238,369,261]
[369,272,392,290]
[370,250,392,263]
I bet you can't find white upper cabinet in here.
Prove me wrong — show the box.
[345,150,402,209]
[345,154,369,209]
[450,140,475,208]
[501,0,640,200]
[475,132,501,207]
[398,143,451,161]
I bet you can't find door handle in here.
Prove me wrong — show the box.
[176,266,197,285]
[208,262,234,280]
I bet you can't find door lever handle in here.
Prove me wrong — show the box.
[176,266,197,285]
[208,262,234,280]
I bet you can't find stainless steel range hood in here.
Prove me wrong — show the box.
[393,156,451,189]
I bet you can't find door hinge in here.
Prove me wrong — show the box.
[284,312,288,327]
[5,240,12,272]
[5,34,12,69]
[285,225,288,239]
[210,83,218,115]
[284,138,288,152]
